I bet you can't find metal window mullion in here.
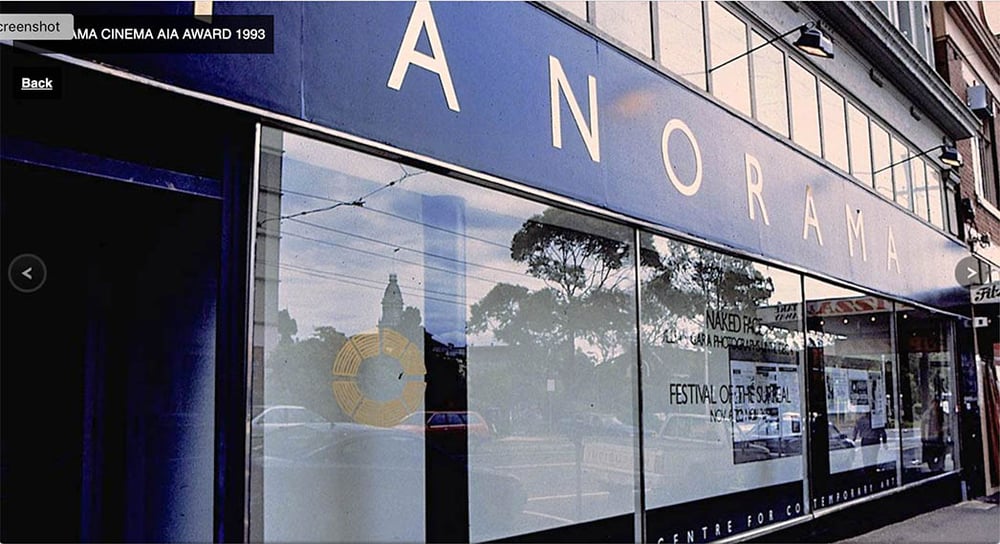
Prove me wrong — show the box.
[891,302,904,487]
[798,274,812,515]
[948,319,962,473]
[748,25,757,121]
[703,2,713,94]
[816,74,826,161]
[632,228,647,544]
[648,1,659,63]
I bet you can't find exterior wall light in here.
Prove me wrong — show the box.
[939,145,963,168]
[793,26,835,59]
[873,144,963,174]
[709,21,834,73]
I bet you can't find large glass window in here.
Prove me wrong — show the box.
[752,31,789,137]
[639,235,806,529]
[945,182,960,236]
[871,123,894,200]
[912,158,929,221]
[890,137,912,211]
[546,1,588,20]
[820,83,849,172]
[895,307,957,482]
[789,60,821,156]
[657,2,706,90]
[596,1,652,57]
[805,279,899,503]
[926,166,945,229]
[250,128,638,542]
[848,103,873,187]
[708,2,751,116]
[979,118,1000,208]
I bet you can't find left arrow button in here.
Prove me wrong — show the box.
[8,254,46,293]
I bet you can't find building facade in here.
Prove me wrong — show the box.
[1,1,994,542]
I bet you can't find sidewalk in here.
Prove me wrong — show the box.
[836,494,999,543]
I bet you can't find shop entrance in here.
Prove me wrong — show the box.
[1,160,222,541]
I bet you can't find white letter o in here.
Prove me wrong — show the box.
[661,118,703,197]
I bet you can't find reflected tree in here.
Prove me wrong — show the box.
[470,209,641,420]
[641,239,774,349]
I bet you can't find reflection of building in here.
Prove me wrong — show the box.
[378,273,404,330]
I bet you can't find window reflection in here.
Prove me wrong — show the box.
[848,104,873,187]
[596,1,652,57]
[546,1,588,20]
[891,137,912,211]
[657,1,706,89]
[789,60,821,155]
[467,207,638,538]
[752,32,789,137]
[804,279,898,484]
[896,307,956,482]
[871,123,894,201]
[709,2,751,115]
[251,128,638,542]
[820,83,849,172]
[912,159,929,220]
[639,235,805,510]
[926,167,944,229]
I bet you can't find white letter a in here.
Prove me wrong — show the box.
[387,1,461,112]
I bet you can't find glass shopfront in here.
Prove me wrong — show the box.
[804,280,899,508]
[249,127,962,542]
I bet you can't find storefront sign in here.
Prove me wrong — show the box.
[47,1,969,307]
[971,281,1000,304]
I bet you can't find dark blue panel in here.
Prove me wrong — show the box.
[33,1,971,307]
[302,2,606,207]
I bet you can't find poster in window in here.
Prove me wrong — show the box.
[870,370,886,429]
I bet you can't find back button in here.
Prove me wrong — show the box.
[8,254,47,293]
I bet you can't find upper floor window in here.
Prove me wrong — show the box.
[876,1,933,62]
[978,113,1000,209]
[789,59,821,156]
[657,2,706,90]
[820,83,849,172]
[708,2,751,115]
[848,103,873,187]
[595,1,652,57]
[752,31,789,136]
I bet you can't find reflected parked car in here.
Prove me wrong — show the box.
[735,413,854,457]
[394,410,493,442]
[251,405,335,457]
[251,405,332,438]
[257,427,525,541]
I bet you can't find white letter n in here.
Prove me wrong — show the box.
[387,1,461,112]
[549,55,600,162]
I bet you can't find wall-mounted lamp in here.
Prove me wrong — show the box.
[872,144,963,175]
[709,21,834,73]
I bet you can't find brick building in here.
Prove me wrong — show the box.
[932,0,1000,499]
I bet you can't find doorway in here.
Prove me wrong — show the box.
[1,161,221,541]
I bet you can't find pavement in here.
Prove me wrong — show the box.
[836,494,999,543]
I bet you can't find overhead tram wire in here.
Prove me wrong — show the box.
[277,263,469,308]
[278,187,517,252]
[256,164,424,228]
[259,225,510,284]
